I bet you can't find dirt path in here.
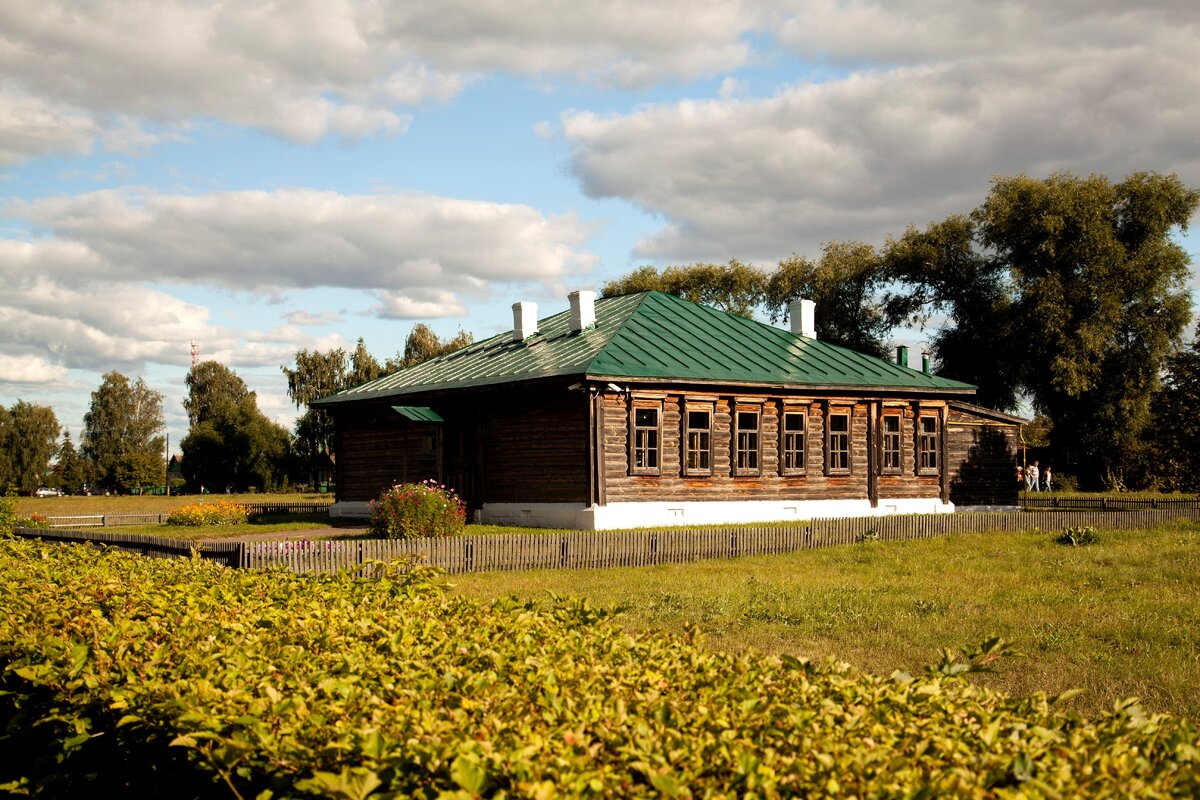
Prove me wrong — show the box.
[198,527,368,544]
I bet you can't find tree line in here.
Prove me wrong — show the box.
[1,324,472,496]
[602,171,1200,490]
[6,170,1195,495]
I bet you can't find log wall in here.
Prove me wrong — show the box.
[600,390,1010,506]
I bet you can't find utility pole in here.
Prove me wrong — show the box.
[165,432,170,497]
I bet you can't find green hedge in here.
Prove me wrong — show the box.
[1,536,1197,798]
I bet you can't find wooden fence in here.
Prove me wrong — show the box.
[14,506,1199,576]
[9,527,243,568]
[43,501,333,528]
[1021,495,1200,511]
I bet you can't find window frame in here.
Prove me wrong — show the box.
[880,412,902,475]
[733,405,762,477]
[780,408,807,476]
[630,401,663,476]
[682,403,714,476]
[917,414,939,475]
[825,407,852,475]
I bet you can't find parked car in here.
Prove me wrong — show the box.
[34,487,63,497]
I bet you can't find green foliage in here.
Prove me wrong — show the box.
[54,430,87,495]
[1,537,1197,797]
[0,401,61,494]
[166,498,251,526]
[81,372,166,493]
[387,325,474,371]
[369,479,467,539]
[15,512,49,529]
[977,172,1197,485]
[1056,526,1099,546]
[0,489,16,535]
[767,243,893,358]
[1142,322,1200,492]
[601,259,767,318]
[182,361,291,492]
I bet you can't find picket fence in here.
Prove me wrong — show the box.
[13,506,1199,576]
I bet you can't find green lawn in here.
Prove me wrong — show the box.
[451,521,1200,721]
[15,492,332,518]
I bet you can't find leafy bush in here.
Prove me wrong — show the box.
[0,489,15,535]
[1056,525,1098,546]
[0,537,1196,798]
[16,513,49,529]
[369,479,466,539]
[166,498,250,526]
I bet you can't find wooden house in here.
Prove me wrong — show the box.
[313,291,1024,528]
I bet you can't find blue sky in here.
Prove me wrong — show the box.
[2,0,1198,453]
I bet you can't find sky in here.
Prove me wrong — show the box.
[2,0,1199,453]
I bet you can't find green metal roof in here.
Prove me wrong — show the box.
[314,291,974,405]
[391,405,443,422]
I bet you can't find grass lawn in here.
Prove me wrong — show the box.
[15,492,332,518]
[451,520,1200,721]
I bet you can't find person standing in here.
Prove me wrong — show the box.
[1027,461,1040,492]
[1043,466,1052,493]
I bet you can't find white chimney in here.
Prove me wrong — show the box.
[569,290,596,332]
[789,298,816,338]
[512,301,538,341]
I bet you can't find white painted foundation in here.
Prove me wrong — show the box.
[479,498,954,530]
[330,501,372,519]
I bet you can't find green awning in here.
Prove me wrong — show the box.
[391,405,443,423]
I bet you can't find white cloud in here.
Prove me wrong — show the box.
[0,0,762,156]
[0,83,96,165]
[11,188,597,294]
[562,6,1200,262]
[286,310,344,326]
[0,353,70,385]
[372,289,468,319]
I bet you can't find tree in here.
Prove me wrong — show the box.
[81,372,166,492]
[55,430,87,495]
[181,361,291,492]
[765,243,893,358]
[349,337,384,386]
[388,325,474,370]
[882,215,1021,410]
[0,401,60,494]
[601,260,766,317]
[1142,324,1200,492]
[282,347,349,486]
[975,172,1197,487]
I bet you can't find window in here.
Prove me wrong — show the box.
[881,413,901,473]
[781,410,806,475]
[631,404,661,475]
[826,410,850,474]
[734,409,761,475]
[683,407,712,475]
[918,415,939,473]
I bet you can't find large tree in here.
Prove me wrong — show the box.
[55,430,87,495]
[1138,323,1200,492]
[282,347,351,486]
[974,171,1196,487]
[0,401,60,494]
[182,361,291,492]
[882,215,1022,411]
[387,326,474,371]
[601,253,895,355]
[601,260,766,318]
[81,372,166,492]
[766,242,893,358]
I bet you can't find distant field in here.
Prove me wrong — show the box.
[15,492,332,517]
[452,520,1200,721]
